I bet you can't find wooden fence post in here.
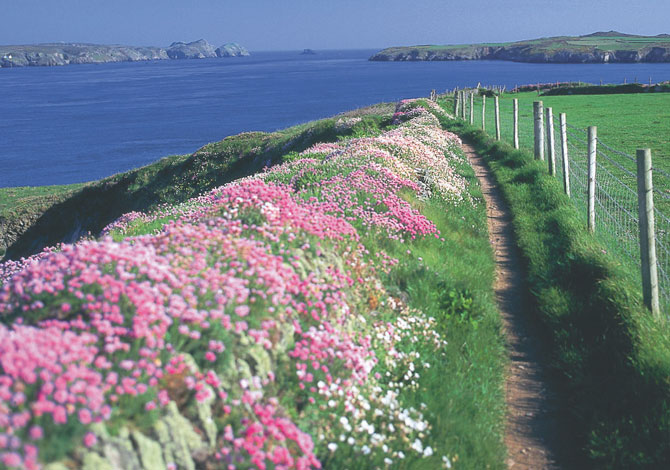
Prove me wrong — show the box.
[587,126,597,233]
[546,107,556,176]
[482,95,486,131]
[494,95,501,141]
[636,149,661,316]
[513,98,519,149]
[461,91,467,119]
[533,101,545,160]
[559,113,570,197]
[453,91,459,116]
[469,92,474,125]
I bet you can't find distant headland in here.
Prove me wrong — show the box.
[0,39,250,68]
[370,31,670,63]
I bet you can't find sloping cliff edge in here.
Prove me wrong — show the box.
[0,39,249,68]
[370,32,670,63]
[370,45,670,63]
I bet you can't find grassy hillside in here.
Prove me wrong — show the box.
[0,101,507,469]
[0,185,86,217]
[370,32,670,62]
[413,33,670,53]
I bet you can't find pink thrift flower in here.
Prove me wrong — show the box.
[83,432,97,448]
[1,452,22,467]
[234,305,250,317]
[28,426,43,440]
[78,408,92,425]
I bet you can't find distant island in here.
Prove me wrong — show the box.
[370,31,670,63]
[0,39,249,68]
[301,49,316,55]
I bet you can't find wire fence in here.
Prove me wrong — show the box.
[447,90,669,314]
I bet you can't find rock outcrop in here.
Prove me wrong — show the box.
[215,42,250,57]
[0,40,249,68]
[166,39,217,59]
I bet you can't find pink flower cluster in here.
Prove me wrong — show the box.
[392,106,427,124]
[0,106,461,469]
[0,185,358,467]
[0,325,105,469]
[99,211,150,236]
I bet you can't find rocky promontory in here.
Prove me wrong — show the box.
[0,39,250,68]
[370,31,670,63]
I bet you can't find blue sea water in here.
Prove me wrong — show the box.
[2,49,670,187]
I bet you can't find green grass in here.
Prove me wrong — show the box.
[464,90,670,219]
[438,107,670,468]
[377,158,506,469]
[0,184,86,217]
[462,91,670,164]
[510,91,670,163]
[0,183,87,256]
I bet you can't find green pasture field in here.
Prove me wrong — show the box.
[509,91,670,163]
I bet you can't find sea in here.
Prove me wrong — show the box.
[2,49,670,187]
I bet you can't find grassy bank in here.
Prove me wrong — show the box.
[0,184,86,257]
[1,104,394,261]
[0,101,506,469]
[437,104,670,468]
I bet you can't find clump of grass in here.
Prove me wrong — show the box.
[378,190,506,469]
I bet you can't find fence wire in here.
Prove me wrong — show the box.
[447,92,670,313]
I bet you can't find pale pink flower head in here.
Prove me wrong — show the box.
[234,305,250,317]
[83,432,97,448]
[28,426,43,440]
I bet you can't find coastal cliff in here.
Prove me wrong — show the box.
[0,40,250,68]
[370,31,670,63]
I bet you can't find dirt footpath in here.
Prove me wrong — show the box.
[463,142,571,469]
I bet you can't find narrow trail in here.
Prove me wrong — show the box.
[462,142,565,469]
